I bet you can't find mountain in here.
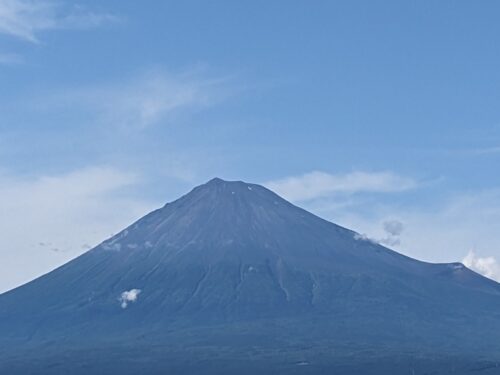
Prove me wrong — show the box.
[1,178,500,374]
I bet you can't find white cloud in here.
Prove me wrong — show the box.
[119,289,141,309]
[40,69,229,129]
[265,170,417,202]
[462,251,500,282]
[0,0,118,43]
[0,166,157,294]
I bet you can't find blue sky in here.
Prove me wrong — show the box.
[1,0,500,292]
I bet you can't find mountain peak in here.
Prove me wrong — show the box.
[206,177,228,184]
[191,177,262,199]
[204,177,251,188]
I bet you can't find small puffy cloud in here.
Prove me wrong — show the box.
[463,251,500,282]
[379,236,401,247]
[353,220,405,248]
[383,220,404,237]
[265,171,417,202]
[0,0,118,43]
[119,289,142,309]
[353,232,379,245]
[379,220,404,247]
[354,233,367,241]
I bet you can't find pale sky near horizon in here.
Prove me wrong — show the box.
[1,0,500,292]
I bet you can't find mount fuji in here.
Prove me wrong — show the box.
[1,178,500,374]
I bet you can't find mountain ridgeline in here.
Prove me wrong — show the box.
[1,178,500,374]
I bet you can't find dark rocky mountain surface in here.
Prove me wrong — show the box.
[1,178,500,374]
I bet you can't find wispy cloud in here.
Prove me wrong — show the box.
[0,0,118,43]
[0,52,23,65]
[463,251,500,282]
[0,166,157,293]
[472,146,500,155]
[40,68,231,129]
[265,170,418,202]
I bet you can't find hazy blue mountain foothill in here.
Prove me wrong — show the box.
[1,178,500,374]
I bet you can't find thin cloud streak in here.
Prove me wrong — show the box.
[38,68,232,129]
[472,146,500,155]
[265,170,418,202]
[0,52,23,65]
[0,0,119,43]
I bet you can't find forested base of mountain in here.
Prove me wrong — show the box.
[1,318,499,375]
[1,341,498,375]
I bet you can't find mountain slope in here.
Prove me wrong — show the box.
[1,178,500,374]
